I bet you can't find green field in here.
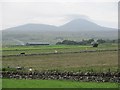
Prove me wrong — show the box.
[2,44,119,88]
[2,79,118,88]
[2,51,118,72]
[2,44,118,72]
[2,44,117,56]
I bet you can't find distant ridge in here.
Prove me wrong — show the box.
[59,18,115,31]
[2,18,117,45]
[3,18,116,32]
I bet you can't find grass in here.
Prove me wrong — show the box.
[2,51,118,72]
[2,44,118,55]
[0,79,1,89]
[2,44,118,72]
[2,79,118,88]
[2,44,119,88]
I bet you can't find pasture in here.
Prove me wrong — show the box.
[2,44,119,88]
[2,79,118,88]
[2,44,117,56]
[2,44,118,72]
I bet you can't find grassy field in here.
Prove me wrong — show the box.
[2,44,119,88]
[2,44,118,72]
[2,50,118,72]
[2,79,118,88]
[2,44,118,56]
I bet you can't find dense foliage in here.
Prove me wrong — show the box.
[56,39,118,45]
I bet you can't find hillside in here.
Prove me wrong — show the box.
[2,18,117,45]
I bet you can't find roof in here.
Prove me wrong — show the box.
[26,42,49,44]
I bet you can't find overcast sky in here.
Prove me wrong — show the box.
[1,0,119,30]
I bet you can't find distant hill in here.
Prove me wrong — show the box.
[4,23,57,32]
[2,18,117,45]
[59,19,115,31]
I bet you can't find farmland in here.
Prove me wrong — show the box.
[2,51,118,71]
[2,44,118,72]
[2,44,119,88]
[2,79,118,88]
[2,43,117,55]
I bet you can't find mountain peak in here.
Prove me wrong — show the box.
[3,18,115,32]
[59,18,102,31]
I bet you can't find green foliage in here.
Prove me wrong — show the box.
[97,39,106,43]
[56,39,93,45]
[56,39,96,45]
[56,39,118,45]
[87,38,94,43]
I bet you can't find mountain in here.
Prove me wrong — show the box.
[4,23,57,32]
[59,19,115,31]
[3,18,116,32]
[2,18,117,45]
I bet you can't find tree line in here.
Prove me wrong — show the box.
[56,39,118,45]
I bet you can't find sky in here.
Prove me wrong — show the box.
[0,0,119,30]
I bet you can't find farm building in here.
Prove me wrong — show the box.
[26,42,50,46]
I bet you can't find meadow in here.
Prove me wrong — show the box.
[2,43,118,56]
[2,44,118,72]
[2,44,119,88]
[2,79,118,88]
[2,51,118,72]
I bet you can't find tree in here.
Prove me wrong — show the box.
[97,39,105,43]
[87,39,94,43]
